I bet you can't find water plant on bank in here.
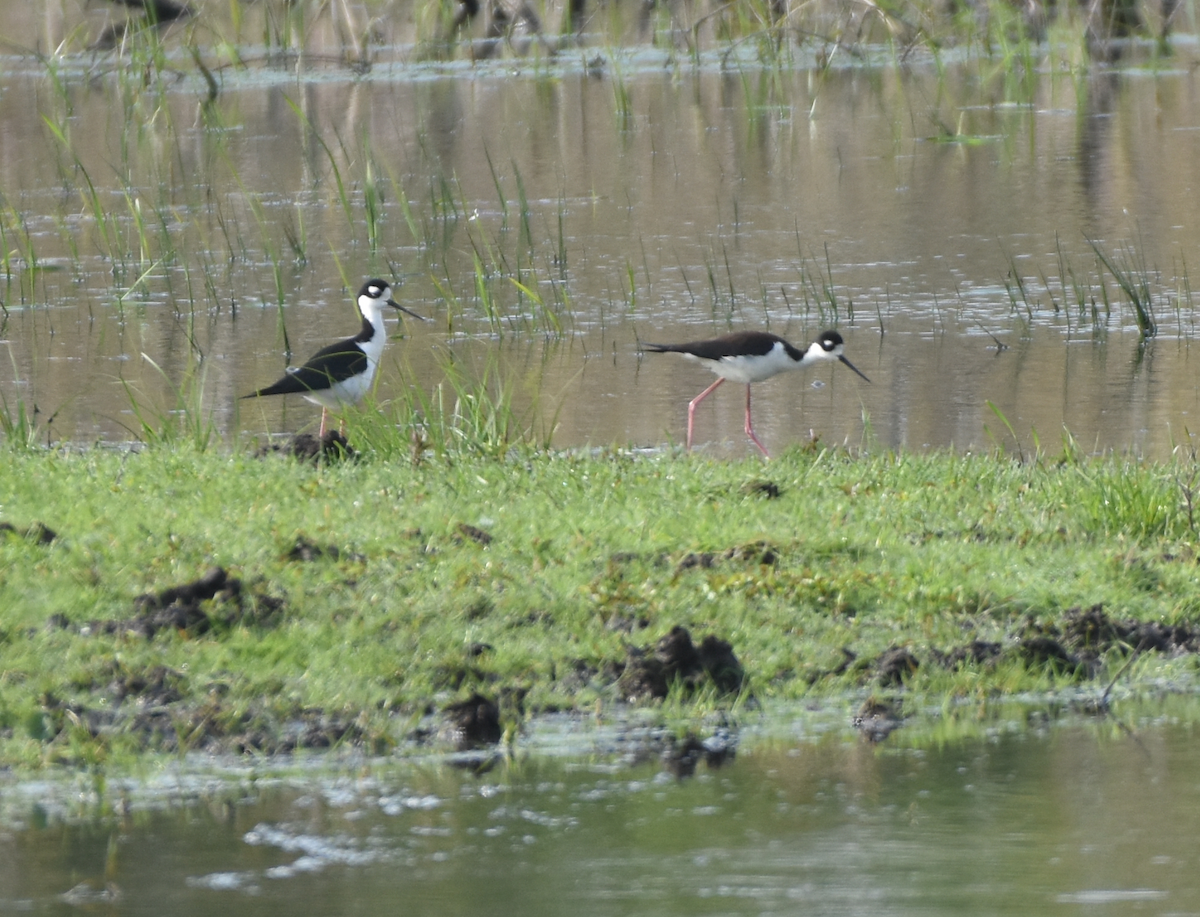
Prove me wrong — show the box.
[2,437,1200,771]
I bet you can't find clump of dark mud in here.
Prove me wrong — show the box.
[1,521,58,544]
[254,431,355,463]
[1004,605,1200,677]
[455,523,493,546]
[286,535,364,563]
[739,479,782,499]
[617,625,745,702]
[803,603,1200,692]
[928,640,1002,669]
[874,646,920,686]
[1061,603,1200,655]
[32,657,374,753]
[930,604,1200,680]
[36,663,374,759]
[676,541,779,572]
[806,645,920,687]
[440,693,503,750]
[52,566,284,639]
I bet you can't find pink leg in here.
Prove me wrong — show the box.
[318,409,329,438]
[686,377,725,450]
[744,384,770,459]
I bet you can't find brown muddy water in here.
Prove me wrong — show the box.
[3,704,1200,915]
[4,4,1200,457]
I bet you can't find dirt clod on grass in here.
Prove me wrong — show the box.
[676,541,779,573]
[440,693,503,749]
[254,431,355,463]
[933,604,1200,678]
[286,536,354,562]
[54,566,285,639]
[1,521,58,544]
[37,672,374,760]
[1061,603,1200,655]
[455,523,493,546]
[874,646,920,686]
[617,625,745,702]
[739,479,781,499]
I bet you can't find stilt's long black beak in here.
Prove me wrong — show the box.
[388,298,427,321]
[839,355,871,383]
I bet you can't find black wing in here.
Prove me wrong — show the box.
[245,340,368,398]
[644,331,794,361]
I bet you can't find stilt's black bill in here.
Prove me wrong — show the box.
[388,299,426,321]
[839,355,871,383]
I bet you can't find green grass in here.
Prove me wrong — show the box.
[2,439,1200,770]
[4,0,1200,773]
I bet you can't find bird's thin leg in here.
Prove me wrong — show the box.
[687,377,724,450]
[319,409,329,438]
[744,384,770,459]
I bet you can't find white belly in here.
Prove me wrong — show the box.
[691,343,800,384]
[301,360,377,410]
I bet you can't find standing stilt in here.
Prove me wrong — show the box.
[644,329,870,457]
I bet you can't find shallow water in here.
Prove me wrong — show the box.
[3,704,1200,915]
[3,4,1200,456]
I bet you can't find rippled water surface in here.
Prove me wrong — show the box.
[4,706,1200,915]
[4,4,1200,455]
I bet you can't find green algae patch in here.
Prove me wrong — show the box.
[2,442,1199,770]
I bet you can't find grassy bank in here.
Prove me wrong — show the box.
[2,428,1200,770]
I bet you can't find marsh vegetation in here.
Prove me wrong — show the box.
[4,441,1200,769]
[0,0,1195,758]
[1,0,1200,764]
[1,0,1199,457]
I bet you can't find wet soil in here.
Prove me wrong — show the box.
[253,431,355,463]
[48,566,284,640]
[439,693,503,749]
[36,668,372,759]
[804,604,1200,689]
[1,521,58,544]
[617,625,746,701]
[22,528,1200,764]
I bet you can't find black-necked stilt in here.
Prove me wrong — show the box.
[243,279,424,437]
[643,329,870,458]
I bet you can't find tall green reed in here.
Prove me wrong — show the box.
[1088,237,1157,340]
[118,354,219,451]
[350,348,563,460]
